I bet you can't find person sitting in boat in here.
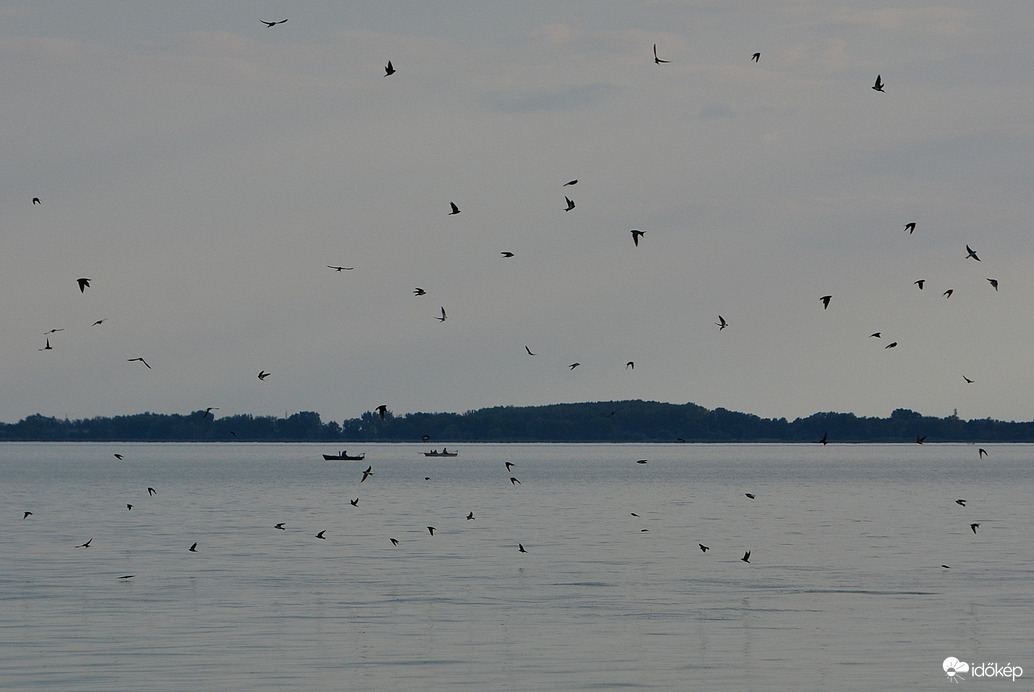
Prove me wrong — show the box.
[341,451,347,457]
[441,447,448,454]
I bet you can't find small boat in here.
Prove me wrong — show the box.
[423,448,458,457]
[323,451,365,461]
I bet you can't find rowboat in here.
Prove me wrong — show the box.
[423,449,458,457]
[323,451,365,461]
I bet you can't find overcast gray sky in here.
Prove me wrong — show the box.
[3,2,1034,425]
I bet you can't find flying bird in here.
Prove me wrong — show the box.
[436,307,447,322]
[327,265,354,271]
[518,543,527,553]
[23,511,32,519]
[510,476,521,485]
[427,526,435,536]
[569,362,580,370]
[361,466,373,482]
[741,551,751,563]
[147,487,156,496]
[44,328,63,334]
[955,499,967,507]
[914,280,925,290]
[699,544,709,552]
[630,230,645,246]
[636,459,647,464]
[260,19,287,27]
[745,493,755,499]
[885,341,898,349]
[653,43,670,64]
[751,52,760,62]
[978,448,988,459]
[970,523,979,534]
[870,332,881,338]
[466,512,474,520]
[413,288,426,296]
[77,278,91,293]
[963,375,974,384]
[389,538,399,546]
[872,74,884,92]
[501,252,515,258]
[316,530,327,539]
[202,407,219,418]
[505,461,515,471]
[943,289,954,298]
[92,319,106,326]
[626,361,634,370]
[630,512,639,517]
[38,339,52,351]
[818,432,829,445]
[904,222,916,234]
[965,245,980,261]
[376,405,388,419]
[564,196,575,211]
[820,295,831,309]
[127,504,133,511]
[258,370,271,380]
[32,197,41,205]
[917,435,927,444]
[384,60,395,76]
[987,278,998,291]
[113,453,123,460]
[716,315,728,330]
[118,575,134,580]
[525,346,535,356]
[189,542,197,552]
[351,498,359,507]
[448,202,461,215]
[77,538,93,548]
[275,523,286,530]
[128,357,151,369]
[563,179,578,186]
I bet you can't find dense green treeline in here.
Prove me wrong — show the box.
[1,401,1033,442]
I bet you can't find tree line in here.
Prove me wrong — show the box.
[0,401,1032,442]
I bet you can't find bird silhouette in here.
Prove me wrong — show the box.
[436,307,447,322]
[448,202,461,215]
[630,512,639,517]
[189,542,197,552]
[699,544,709,552]
[653,44,669,64]
[987,278,998,291]
[32,197,41,205]
[636,459,647,464]
[376,405,388,419]
[630,230,645,246]
[384,60,395,76]
[44,328,63,334]
[202,407,218,418]
[510,476,521,485]
[872,74,884,91]
[127,504,133,511]
[917,435,927,444]
[564,196,575,211]
[113,453,123,460]
[275,522,286,530]
[963,375,974,384]
[389,538,399,546]
[820,295,832,309]
[316,530,327,539]
[885,342,898,349]
[427,526,435,536]
[904,222,916,234]
[77,538,93,548]
[741,551,751,563]
[518,543,527,553]
[955,499,967,507]
[38,339,52,351]
[745,493,755,499]
[626,361,634,370]
[525,346,535,356]
[258,370,271,380]
[970,523,979,534]
[563,179,578,186]
[751,52,760,63]
[128,357,151,369]
[818,432,829,445]
[965,245,980,261]
[147,487,156,496]
[914,279,925,290]
[943,289,954,298]
[327,265,354,271]
[716,315,728,330]
[501,251,515,258]
[413,288,426,296]
[978,448,988,459]
[569,362,580,370]
[92,319,106,326]
[351,498,359,507]
[77,278,91,293]
[505,461,515,471]
[23,511,32,519]
[361,466,373,482]
[870,332,881,338]
[118,575,134,580]
[466,512,474,520]
[260,19,287,27]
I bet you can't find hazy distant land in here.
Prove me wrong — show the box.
[0,401,1030,443]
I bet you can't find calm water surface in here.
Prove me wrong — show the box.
[1,442,1031,691]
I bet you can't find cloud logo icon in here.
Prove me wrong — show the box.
[944,657,970,681]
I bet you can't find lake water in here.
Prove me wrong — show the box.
[0,442,1031,691]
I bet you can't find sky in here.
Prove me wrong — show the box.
[3,1,1034,425]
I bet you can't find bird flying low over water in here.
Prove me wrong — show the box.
[630,230,645,246]
[361,466,373,482]
[448,202,461,215]
[427,526,435,536]
[914,280,925,290]
[518,543,527,553]
[275,523,286,530]
[745,493,755,499]
[716,315,728,330]
[525,346,535,356]
[904,222,916,234]
[818,432,829,445]
[316,530,326,539]
[351,498,359,507]
[384,60,395,76]
[699,544,709,552]
[872,74,884,92]
[820,295,832,309]
[885,342,898,349]
[636,459,647,464]
[147,487,156,496]
[127,504,133,510]
[963,375,974,384]
[870,332,881,338]
[78,538,93,548]
[569,362,580,370]
[965,245,980,261]
[510,476,521,485]
[505,461,515,471]
[327,265,354,271]
[128,357,151,369]
[189,542,197,552]
[258,371,271,380]
[389,538,399,546]
[979,448,988,459]
[970,523,979,534]
[564,196,575,211]
[23,511,32,519]
[113,453,123,460]
[943,289,953,298]
[77,278,91,293]
[261,19,287,27]
[413,288,426,296]
[741,551,751,563]
[563,179,578,186]
[501,251,515,258]
[32,197,41,205]
[752,52,760,62]
[955,499,967,507]
[653,43,669,64]
[987,278,998,291]
[917,435,927,444]
[436,307,447,322]
[465,511,475,521]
